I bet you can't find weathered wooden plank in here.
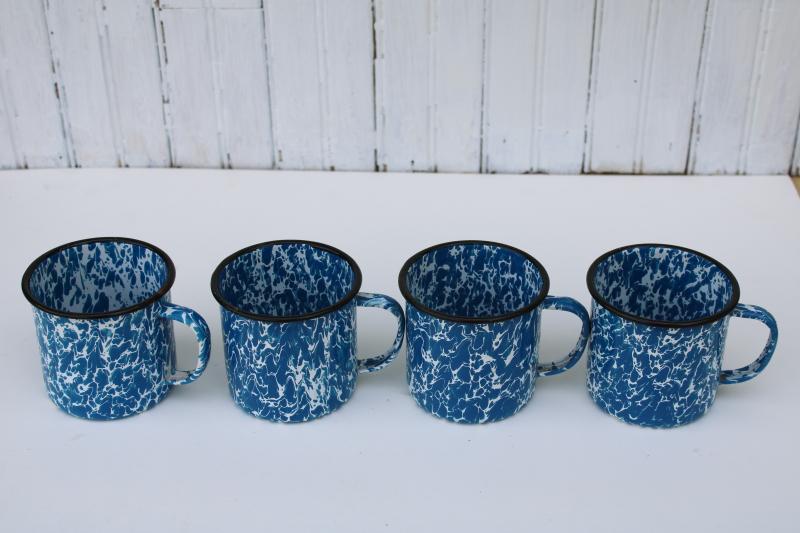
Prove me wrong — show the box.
[263,0,324,169]
[45,0,118,166]
[321,0,375,170]
[376,0,484,173]
[482,0,536,173]
[265,0,373,170]
[159,7,221,167]
[689,0,800,174]
[104,0,170,166]
[535,0,595,173]
[483,0,594,173]
[639,0,707,173]
[375,0,431,171]
[743,0,800,173]
[689,0,759,174]
[0,82,17,168]
[431,0,484,173]
[432,0,484,173]
[215,8,274,168]
[586,0,706,173]
[0,1,69,168]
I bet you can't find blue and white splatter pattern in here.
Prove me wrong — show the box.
[28,239,170,315]
[213,241,404,423]
[23,239,211,420]
[587,244,778,428]
[401,242,590,424]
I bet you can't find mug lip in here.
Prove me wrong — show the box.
[398,240,550,324]
[21,236,176,320]
[210,239,363,323]
[586,242,741,328]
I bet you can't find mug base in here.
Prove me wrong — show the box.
[588,390,712,429]
[229,392,353,423]
[49,386,171,421]
[408,390,532,424]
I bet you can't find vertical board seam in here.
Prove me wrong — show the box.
[152,1,175,166]
[314,0,331,170]
[260,0,278,169]
[373,0,386,171]
[94,0,125,166]
[791,106,800,175]
[633,0,660,173]
[478,0,490,173]
[427,0,437,171]
[0,37,22,167]
[43,0,76,167]
[582,0,602,173]
[686,0,714,174]
[529,0,548,173]
[0,87,20,167]
[203,1,227,168]
[739,0,773,174]
[370,0,378,170]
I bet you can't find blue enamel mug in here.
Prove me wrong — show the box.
[211,240,405,422]
[398,241,591,424]
[586,244,779,428]
[21,237,211,420]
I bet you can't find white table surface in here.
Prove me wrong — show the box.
[1,171,798,532]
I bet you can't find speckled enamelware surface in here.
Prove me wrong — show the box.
[399,241,591,424]
[211,240,405,422]
[586,243,778,428]
[21,237,210,420]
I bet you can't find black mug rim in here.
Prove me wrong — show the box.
[210,239,363,323]
[21,236,177,320]
[586,243,741,328]
[398,240,551,324]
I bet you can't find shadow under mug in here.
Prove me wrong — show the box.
[586,243,779,428]
[21,237,211,420]
[210,240,405,423]
[398,240,591,424]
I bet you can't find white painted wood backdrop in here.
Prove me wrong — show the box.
[1,0,799,174]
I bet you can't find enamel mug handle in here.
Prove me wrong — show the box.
[355,292,405,374]
[159,301,211,385]
[537,296,591,377]
[720,304,778,384]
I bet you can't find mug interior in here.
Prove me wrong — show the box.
[214,242,358,319]
[401,242,547,321]
[590,245,737,325]
[24,239,172,316]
